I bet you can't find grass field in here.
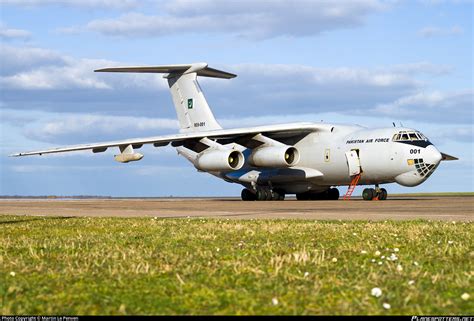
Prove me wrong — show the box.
[1,215,472,315]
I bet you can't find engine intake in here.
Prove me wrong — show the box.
[249,146,300,168]
[196,149,244,171]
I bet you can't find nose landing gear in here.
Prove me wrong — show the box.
[362,185,387,201]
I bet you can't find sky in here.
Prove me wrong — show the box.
[0,0,473,197]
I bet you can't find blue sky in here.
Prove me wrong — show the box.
[0,0,472,196]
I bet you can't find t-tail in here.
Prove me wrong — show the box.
[95,62,236,133]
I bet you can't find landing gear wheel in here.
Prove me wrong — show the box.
[362,188,375,201]
[378,188,388,200]
[241,189,256,201]
[328,188,340,200]
[272,189,285,201]
[265,190,273,201]
[309,191,325,200]
[256,189,268,201]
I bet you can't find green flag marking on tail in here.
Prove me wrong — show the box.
[187,98,193,109]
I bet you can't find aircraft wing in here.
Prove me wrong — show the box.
[10,122,328,157]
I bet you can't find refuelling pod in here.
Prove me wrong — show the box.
[248,146,299,168]
[195,149,244,171]
[114,144,144,163]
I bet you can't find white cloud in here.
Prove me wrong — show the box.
[372,90,473,123]
[390,62,453,75]
[230,63,423,87]
[0,44,67,75]
[24,113,178,142]
[1,0,139,9]
[64,0,386,39]
[2,44,468,125]
[0,23,31,40]
[1,61,112,90]
[430,126,474,143]
[0,45,167,90]
[418,25,464,37]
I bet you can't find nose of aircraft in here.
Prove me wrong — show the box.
[425,144,442,166]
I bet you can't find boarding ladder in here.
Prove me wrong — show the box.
[343,174,361,200]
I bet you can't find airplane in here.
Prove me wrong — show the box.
[10,63,458,201]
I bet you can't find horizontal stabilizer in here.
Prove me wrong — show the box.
[441,152,458,161]
[95,62,236,79]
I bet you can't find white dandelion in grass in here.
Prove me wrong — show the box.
[394,248,399,252]
[396,264,403,272]
[378,261,383,265]
[383,303,391,309]
[388,253,398,261]
[408,280,415,285]
[413,261,419,266]
[304,272,310,278]
[461,293,470,301]
[272,297,279,305]
[9,271,15,277]
[374,250,381,256]
[332,257,338,263]
[371,259,376,263]
[448,240,454,245]
[371,287,382,297]
[361,250,367,254]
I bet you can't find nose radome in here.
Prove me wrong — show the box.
[425,145,442,165]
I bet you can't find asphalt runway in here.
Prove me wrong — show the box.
[0,196,472,221]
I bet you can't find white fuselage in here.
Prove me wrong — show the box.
[181,124,443,194]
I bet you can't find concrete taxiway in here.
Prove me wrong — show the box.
[0,196,472,221]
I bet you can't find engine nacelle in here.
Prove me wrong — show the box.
[114,153,144,163]
[248,146,299,168]
[195,149,244,171]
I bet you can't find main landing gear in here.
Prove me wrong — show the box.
[241,188,285,201]
[295,188,339,201]
[362,185,387,201]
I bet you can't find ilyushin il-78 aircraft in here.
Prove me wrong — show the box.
[11,63,458,201]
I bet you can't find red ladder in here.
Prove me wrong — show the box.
[343,174,361,200]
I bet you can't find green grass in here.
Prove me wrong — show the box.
[1,216,472,315]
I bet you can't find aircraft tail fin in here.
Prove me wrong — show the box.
[95,63,236,133]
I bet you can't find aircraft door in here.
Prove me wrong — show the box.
[345,150,361,176]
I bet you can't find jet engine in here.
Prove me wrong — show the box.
[195,149,244,171]
[248,146,299,167]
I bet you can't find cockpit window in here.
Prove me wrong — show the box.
[392,130,428,142]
